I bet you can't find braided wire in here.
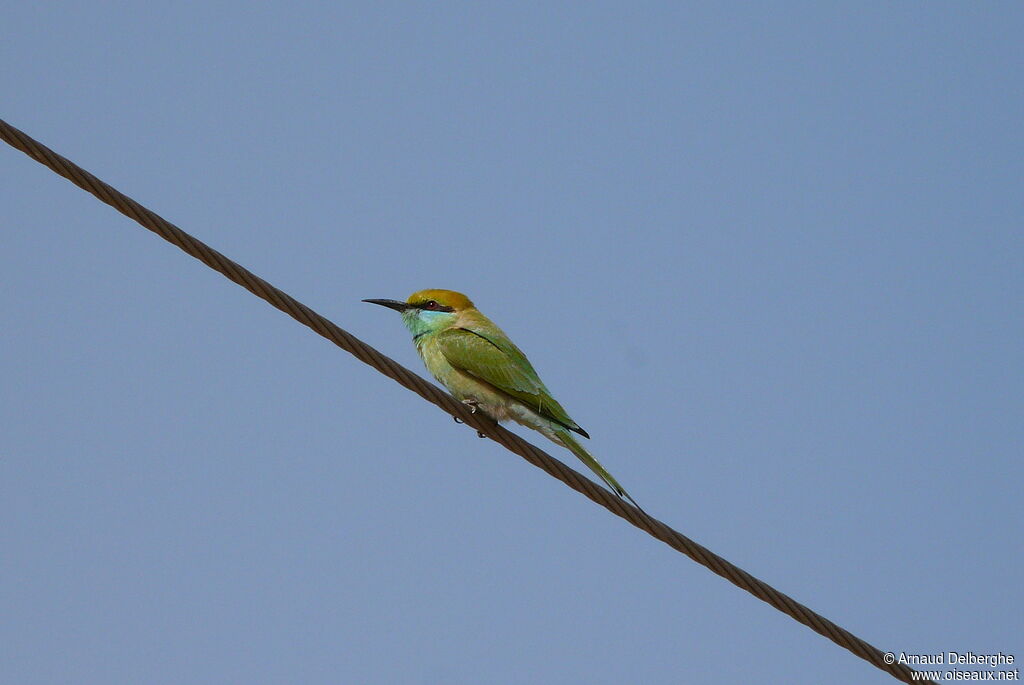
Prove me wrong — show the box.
[2,117,932,684]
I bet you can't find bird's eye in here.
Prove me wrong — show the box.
[425,300,438,310]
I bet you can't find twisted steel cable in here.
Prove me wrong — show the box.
[2,117,932,684]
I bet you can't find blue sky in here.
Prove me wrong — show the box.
[3,3,1022,683]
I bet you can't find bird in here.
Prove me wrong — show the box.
[364,289,643,511]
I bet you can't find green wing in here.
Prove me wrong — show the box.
[436,327,586,436]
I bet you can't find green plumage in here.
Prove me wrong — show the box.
[364,289,642,511]
[435,327,585,436]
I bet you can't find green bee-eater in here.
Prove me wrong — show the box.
[364,289,641,509]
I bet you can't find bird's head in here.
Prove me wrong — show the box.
[363,289,474,338]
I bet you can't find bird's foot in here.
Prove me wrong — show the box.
[454,399,484,435]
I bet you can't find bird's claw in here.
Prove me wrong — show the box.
[453,399,484,435]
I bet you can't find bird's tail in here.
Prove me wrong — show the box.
[554,428,646,514]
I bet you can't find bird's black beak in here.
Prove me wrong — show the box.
[362,298,412,312]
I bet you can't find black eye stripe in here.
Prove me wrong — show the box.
[416,300,454,312]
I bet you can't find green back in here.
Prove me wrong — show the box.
[436,326,581,433]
